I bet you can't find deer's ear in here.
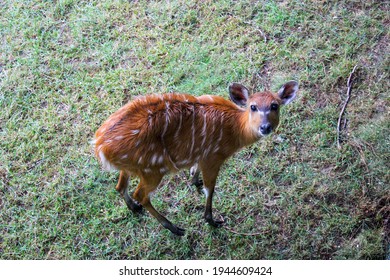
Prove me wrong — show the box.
[278,81,298,105]
[229,83,250,106]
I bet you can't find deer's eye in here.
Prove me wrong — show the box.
[250,105,257,112]
[270,103,279,111]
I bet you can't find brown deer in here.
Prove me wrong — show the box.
[93,81,298,235]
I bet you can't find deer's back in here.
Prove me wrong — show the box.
[94,93,240,174]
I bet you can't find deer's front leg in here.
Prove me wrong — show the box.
[200,161,224,227]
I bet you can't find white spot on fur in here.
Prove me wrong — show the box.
[203,187,210,198]
[115,136,124,140]
[158,155,164,164]
[144,168,152,173]
[98,150,117,171]
[130,130,140,135]
[151,154,159,165]
[190,164,198,176]
[160,167,168,173]
[121,154,128,159]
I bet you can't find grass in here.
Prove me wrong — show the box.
[0,0,389,259]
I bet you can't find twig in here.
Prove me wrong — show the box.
[220,215,270,236]
[224,226,269,236]
[337,65,358,149]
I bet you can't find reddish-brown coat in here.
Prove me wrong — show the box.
[94,93,256,175]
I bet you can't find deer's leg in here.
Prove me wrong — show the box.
[115,170,142,213]
[133,172,185,236]
[200,161,224,227]
[190,164,203,193]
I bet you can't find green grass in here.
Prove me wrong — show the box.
[0,0,388,259]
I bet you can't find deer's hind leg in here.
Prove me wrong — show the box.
[115,170,143,213]
[133,172,185,236]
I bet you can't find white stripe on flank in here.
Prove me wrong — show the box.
[201,110,207,139]
[216,113,224,147]
[151,154,159,165]
[204,145,212,157]
[200,108,207,149]
[177,159,190,166]
[174,113,182,140]
[160,167,168,173]
[162,109,169,139]
[206,117,217,155]
[190,104,196,157]
[161,118,168,139]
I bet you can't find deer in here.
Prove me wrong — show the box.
[93,81,298,236]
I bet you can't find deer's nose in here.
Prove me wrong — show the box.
[260,123,272,135]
